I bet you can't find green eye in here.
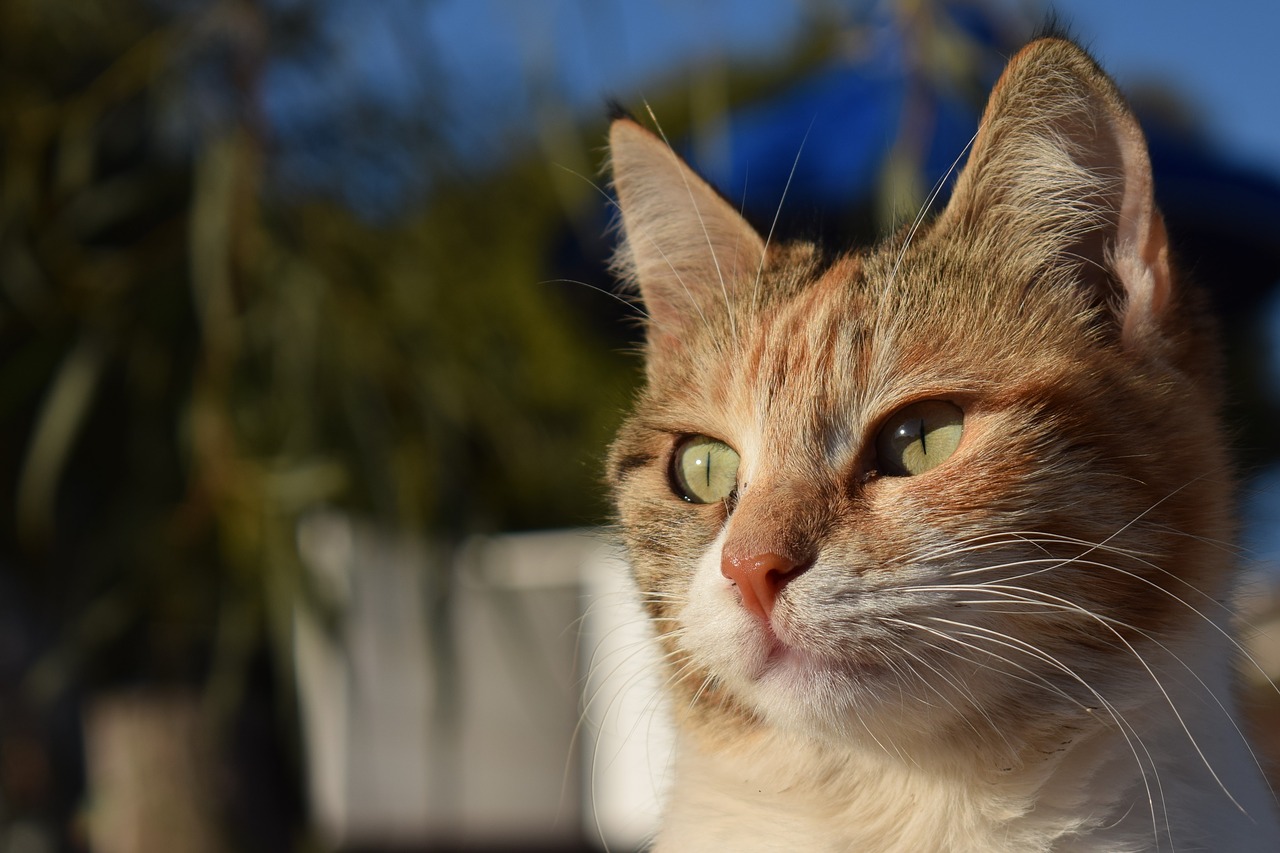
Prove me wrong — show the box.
[672,436,741,503]
[876,400,964,477]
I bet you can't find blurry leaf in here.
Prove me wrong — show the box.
[190,132,240,367]
[16,333,107,546]
[265,460,348,514]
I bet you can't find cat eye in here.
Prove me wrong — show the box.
[671,436,740,503]
[875,400,964,477]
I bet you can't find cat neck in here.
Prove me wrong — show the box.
[654,622,1278,853]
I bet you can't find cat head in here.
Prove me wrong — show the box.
[607,38,1229,750]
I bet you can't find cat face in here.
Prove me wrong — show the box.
[608,39,1229,747]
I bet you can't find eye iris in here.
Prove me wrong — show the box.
[674,437,740,503]
[877,400,963,476]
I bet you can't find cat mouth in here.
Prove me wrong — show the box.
[740,618,799,674]
[753,622,884,684]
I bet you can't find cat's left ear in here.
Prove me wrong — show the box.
[938,38,1171,347]
[609,117,765,352]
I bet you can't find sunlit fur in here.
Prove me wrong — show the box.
[605,39,1280,852]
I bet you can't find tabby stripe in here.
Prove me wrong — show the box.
[612,452,656,481]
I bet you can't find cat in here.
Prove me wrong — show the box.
[604,37,1280,852]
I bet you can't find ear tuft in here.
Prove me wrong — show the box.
[606,99,634,124]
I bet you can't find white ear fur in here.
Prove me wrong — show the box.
[939,39,1171,347]
[609,119,765,345]
[1109,114,1172,344]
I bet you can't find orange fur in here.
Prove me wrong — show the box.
[606,39,1278,851]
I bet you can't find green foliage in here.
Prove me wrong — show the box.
[0,0,631,696]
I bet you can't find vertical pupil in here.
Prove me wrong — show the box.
[875,401,963,477]
[704,451,712,487]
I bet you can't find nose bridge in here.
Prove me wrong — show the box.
[722,471,826,569]
[719,472,829,621]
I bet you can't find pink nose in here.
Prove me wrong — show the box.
[720,551,809,621]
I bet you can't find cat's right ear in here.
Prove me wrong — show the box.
[608,118,765,353]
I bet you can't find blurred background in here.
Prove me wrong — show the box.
[1,0,1278,850]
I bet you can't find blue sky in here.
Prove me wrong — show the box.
[257,1,1280,213]
[1057,0,1280,177]
[414,0,1280,177]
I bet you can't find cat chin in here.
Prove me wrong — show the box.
[737,637,996,745]
[735,647,908,737]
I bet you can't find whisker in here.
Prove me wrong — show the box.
[541,277,652,322]
[882,634,1015,753]
[751,114,816,316]
[887,129,978,285]
[905,615,1168,844]
[922,529,1280,708]
[917,581,1252,816]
